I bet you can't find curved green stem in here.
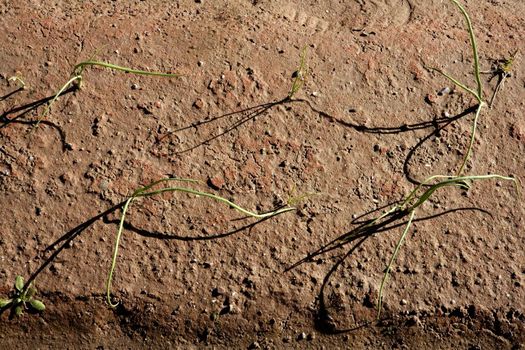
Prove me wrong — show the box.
[33,75,82,129]
[427,67,481,102]
[377,210,415,319]
[456,102,484,176]
[450,0,483,100]
[105,178,297,307]
[374,173,518,318]
[106,197,134,307]
[73,61,178,78]
[136,187,296,218]
[404,173,517,211]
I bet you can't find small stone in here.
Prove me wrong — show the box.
[425,93,437,104]
[248,341,260,349]
[437,87,451,96]
[297,332,307,341]
[207,175,225,190]
[220,304,235,315]
[193,98,205,109]
[99,179,109,191]
[197,60,204,67]
[400,299,408,306]
[131,83,140,90]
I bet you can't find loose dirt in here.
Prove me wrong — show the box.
[1,0,524,348]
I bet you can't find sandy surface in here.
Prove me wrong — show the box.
[1,0,524,348]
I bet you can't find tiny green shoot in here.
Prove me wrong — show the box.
[288,46,308,99]
[7,73,26,89]
[483,49,518,108]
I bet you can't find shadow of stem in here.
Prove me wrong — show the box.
[286,206,491,334]
[22,200,276,296]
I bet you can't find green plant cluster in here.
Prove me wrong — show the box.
[0,276,45,316]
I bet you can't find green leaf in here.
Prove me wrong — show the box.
[0,298,12,308]
[26,286,37,298]
[14,305,23,316]
[15,276,24,291]
[29,299,45,311]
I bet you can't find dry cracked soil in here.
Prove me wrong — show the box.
[1,0,525,349]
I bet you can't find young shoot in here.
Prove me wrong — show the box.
[427,0,484,176]
[0,276,45,317]
[36,58,178,128]
[482,49,519,108]
[374,173,519,319]
[7,73,27,90]
[288,46,308,99]
[106,177,297,307]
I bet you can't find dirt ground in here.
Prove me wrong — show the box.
[1,0,524,348]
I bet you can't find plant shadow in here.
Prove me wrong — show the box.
[21,200,278,298]
[154,96,297,154]
[1,86,76,127]
[285,205,492,334]
[0,87,24,102]
[296,98,479,185]
[1,87,75,151]
[160,95,478,187]
[102,210,280,241]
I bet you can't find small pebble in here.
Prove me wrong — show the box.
[220,304,235,314]
[400,299,408,306]
[425,93,437,104]
[193,98,205,109]
[248,341,260,349]
[438,87,451,96]
[99,179,109,191]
